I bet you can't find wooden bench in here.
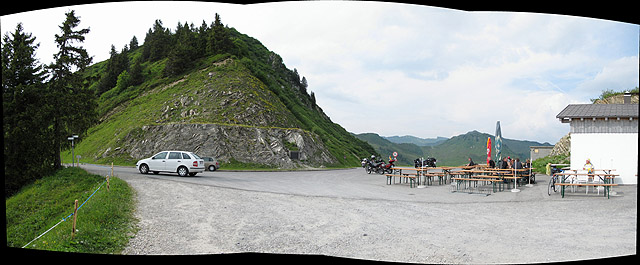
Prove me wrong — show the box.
[554,183,618,199]
[451,177,505,193]
[385,174,417,188]
[423,172,446,185]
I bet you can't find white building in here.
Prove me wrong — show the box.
[556,96,638,184]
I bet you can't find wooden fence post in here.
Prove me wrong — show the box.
[109,162,113,191]
[72,199,78,238]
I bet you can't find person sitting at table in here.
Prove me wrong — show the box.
[513,158,523,169]
[488,159,495,168]
[583,159,594,174]
[523,158,531,168]
[500,157,509,169]
[467,157,476,166]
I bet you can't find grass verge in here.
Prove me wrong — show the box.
[6,167,137,254]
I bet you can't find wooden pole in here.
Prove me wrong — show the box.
[110,162,113,191]
[72,199,78,238]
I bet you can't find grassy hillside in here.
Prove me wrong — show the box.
[70,24,375,168]
[6,167,136,253]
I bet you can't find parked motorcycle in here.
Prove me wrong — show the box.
[366,156,384,174]
[414,157,437,168]
[381,156,397,174]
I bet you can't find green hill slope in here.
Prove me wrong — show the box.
[69,18,375,168]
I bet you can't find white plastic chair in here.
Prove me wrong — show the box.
[591,174,604,195]
[576,173,589,194]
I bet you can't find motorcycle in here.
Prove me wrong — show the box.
[381,156,397,174]
[365,156,384,174]
[414,157,437,168]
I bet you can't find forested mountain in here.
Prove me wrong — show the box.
[72,14,376,168]
[356,131,552,166]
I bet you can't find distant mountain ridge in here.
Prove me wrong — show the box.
[384,135,448,146]
[356,131,552,166]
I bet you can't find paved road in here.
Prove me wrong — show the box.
[80,164,637,263]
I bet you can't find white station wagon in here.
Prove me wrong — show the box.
[136,151,205,177]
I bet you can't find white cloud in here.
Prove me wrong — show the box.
[575,56,640,97]
[3,1,638,144]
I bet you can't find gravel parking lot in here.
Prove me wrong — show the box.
[82,164,636,263]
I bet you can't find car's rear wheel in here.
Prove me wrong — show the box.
[177,166,189,177]
[139,164,149,174]
[208,165,216,171]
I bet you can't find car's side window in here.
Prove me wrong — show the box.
[153,152,167,159]
[182,153,191,159]
[168,152,181,159]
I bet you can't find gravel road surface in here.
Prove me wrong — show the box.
[81,164,636,263]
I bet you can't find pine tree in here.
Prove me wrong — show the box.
[209,13,232,54]
[2,23,55,196]
[129,58,143,86]
[129,35,139,50]
[164,21,197,76]
[47,10,96,169]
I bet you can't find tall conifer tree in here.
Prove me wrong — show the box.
[47,10,96,169]
[2,23,53,196]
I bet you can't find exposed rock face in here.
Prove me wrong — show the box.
[550,133,570,156]
[120,123,336,169]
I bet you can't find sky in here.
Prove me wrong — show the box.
[3,1,639,144]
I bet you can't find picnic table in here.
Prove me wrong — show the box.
[451,175,506,193]
[387,167,421,187]
[387,166,473,188]
[454,168,535,192]
[552,170,619,199]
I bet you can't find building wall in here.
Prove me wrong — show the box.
[571,118,638,134]
[530,146,553,161]
[570,133,638,184]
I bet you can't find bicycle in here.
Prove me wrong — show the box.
[548,172,575,196]
[547,166,567,196]
[547,173,559,196]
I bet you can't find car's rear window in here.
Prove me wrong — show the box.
[191,153,201,159]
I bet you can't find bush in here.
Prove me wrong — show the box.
[532,154,570,174]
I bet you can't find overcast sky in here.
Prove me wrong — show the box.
[3,1,639,144]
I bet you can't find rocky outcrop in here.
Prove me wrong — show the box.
[550,133,570,156]
[114,123,336,169]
